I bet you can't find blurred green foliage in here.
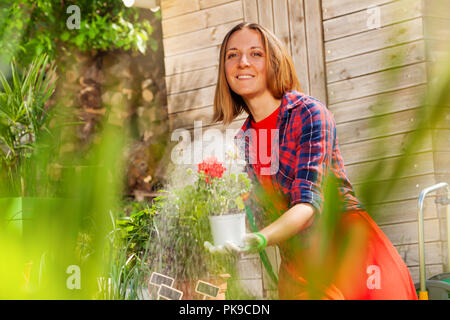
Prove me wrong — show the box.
[0,0,158,68]
[0,54,58,196]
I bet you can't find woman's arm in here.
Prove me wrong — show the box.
[259,203,315,246]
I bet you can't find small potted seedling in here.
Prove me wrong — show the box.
[195,156,251,247]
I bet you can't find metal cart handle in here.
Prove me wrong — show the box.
[417,182,449,300]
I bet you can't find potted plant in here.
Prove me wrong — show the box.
[195,156,252,248]
[111,156,252,300]
[148,183,230,299]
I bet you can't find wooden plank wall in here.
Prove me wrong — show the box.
[322,0,447,283]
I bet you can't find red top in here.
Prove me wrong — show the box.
[248,106,282,209]
[249,106,280,179]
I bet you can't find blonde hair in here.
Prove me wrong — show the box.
[213,22,301,126]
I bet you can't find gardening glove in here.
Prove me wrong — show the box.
[224,233,267,254]
[204,241,236,255]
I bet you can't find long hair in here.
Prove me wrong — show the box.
[213,22,301,125]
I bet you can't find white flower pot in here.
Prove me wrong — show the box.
[209,213,246,247]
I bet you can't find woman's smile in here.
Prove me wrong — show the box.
[236,74,255,80]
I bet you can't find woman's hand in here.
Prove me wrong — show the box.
[204,241,235,255]
[204,232,267,255]
[227,233,267,254]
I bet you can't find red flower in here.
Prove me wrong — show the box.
[197,156,226,183]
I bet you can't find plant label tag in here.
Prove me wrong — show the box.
[158,284,183,300]
[149,272,174,287]
[195,280,220,298]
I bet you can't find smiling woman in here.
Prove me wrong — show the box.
[208,22,419,300]
[213,23,300,126]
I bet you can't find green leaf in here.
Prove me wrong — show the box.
[136,34,146,54]
[74,33,85,47]
[60,31,70,42]
[234,196,245,210]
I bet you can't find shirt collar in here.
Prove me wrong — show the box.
[235,90,304,141]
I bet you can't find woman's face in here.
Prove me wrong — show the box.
[224,28,269,100]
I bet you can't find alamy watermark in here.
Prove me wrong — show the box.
[170,121,280,175]
[66,264,81,290]
[366,265,381,290]
[66,5,81,30]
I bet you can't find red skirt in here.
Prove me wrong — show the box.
[277,209,418,300]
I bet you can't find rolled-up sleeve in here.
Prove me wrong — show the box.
[289,101,335,214]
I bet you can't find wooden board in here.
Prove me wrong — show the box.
[327,62,428,104]
[336,108,422,145]
[272,0,291,51]
[433,129,450,151]
[175,117,247,144]
[165,66,218,94]
[163,20,242,57]
[322,0,395,21]
[323,0,422,41]
[237,258,263,279]
[287,0,309,94]
[170,105,248,130]
[162,11,205,38]
[257,0,274,31]
[162,1,243,38]
[434,151,450,174]
[164,46,219,76]
[169,105,215,129]
[243,0,259,23]
[340,131,433,165]
[434,107,450,129]
[426,39,450,63]
[161,0,200,19]
[409,264,443,284]
[195,117,247,132]
[368,197,438,226]
[199,0,236,9]
[304,0,328,103]
[325,18,424,62]
[353,174,437,204]
[424,16,450,41]
[423,0,450,19]
[345,151,435,185]
[326,41,426,83]
[396,241,443,266]
[328,85,427,124]
[167,86,216,114]
[380,218,441,245]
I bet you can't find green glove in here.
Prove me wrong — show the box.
[225,232,267,254]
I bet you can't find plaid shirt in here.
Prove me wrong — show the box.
[235,90,364,214]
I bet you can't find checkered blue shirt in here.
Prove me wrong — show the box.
[235,90,364,214]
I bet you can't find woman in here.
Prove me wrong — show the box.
[207,22,418,300]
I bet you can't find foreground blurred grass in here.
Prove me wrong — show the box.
[0,88,126,298]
